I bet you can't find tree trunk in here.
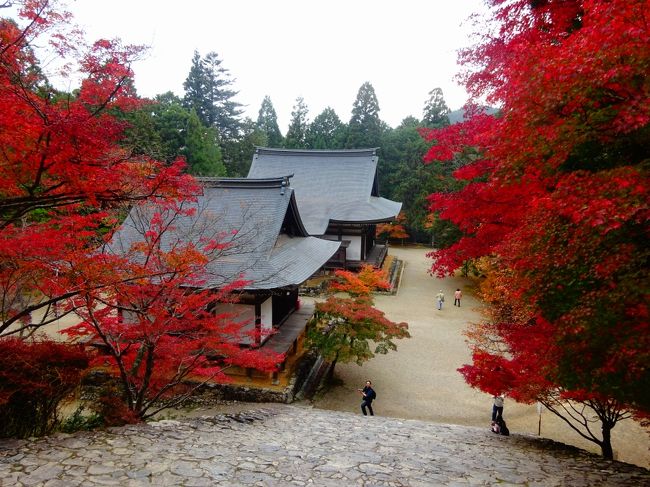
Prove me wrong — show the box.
[601,424,614,460]
[326,357,338,383]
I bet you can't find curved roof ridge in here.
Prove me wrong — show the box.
[255,147,377,158]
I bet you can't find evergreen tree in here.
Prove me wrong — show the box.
[125,92,225,176]
[183,109,225,177]
[256,96,283,147]
[422,87,451,128]
[221,118,266,177]
[120,105,165,160]
[377,116,462,245]
[284,96,309,149]
[183,51,212,125]
[182,50,243,140]
[306,107,347,149]
[151,92,191,162]
[346,82,383,149]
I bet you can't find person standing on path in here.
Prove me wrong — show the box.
[359,380,376,416]
[436,290,445,310]
[454,288,462,307]
[492,394,504,422]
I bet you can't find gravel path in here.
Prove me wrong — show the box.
[310,246,650,468]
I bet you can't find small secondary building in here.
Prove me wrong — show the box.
[107,177,340,391]
[248,148,402,268]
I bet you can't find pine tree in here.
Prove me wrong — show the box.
[182,50,243,140]
[306,107,347,149]
[346,82,383,149]
[256,96,283,147]
[152,92,191,162]
[126,93,225,176]
[422,88,451,128]
[183,109,225,177]
[381,116,463,245]
[284,97,309,149]
[221,118,266,177]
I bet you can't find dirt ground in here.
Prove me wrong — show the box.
[310,246,649,468]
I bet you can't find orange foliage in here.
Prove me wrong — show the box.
[330,265,390,297]
[376,212,410,240]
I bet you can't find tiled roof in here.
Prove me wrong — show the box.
[106,178,339,290]
[247,148,402,235]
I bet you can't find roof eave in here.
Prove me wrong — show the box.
[329,217,399,225]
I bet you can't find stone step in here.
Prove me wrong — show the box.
[0,404,648,486]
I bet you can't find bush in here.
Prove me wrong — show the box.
[59,406,103,433]
[0,338,89,438]
[94,385,140,426]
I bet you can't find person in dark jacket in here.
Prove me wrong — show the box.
[359,380,376,416]
[492,394,504,421]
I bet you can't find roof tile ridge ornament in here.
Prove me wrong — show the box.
[196,176,294,189]
[280,176,290,195]
[254,147,378,158]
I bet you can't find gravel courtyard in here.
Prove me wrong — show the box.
[310,246,650,468]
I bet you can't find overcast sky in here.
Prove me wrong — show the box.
[60,1,485,130]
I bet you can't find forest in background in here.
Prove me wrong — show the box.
[122,51,468,246]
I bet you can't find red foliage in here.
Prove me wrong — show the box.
[62,199,283,419]
[0,337,89,405]
[425,0,649,275]
[458,350,518,398]
[315,296,409,340]
[308,265,408,368]
[94,389,141,426]
[423,0,650,415]
[0,1,194,337]
[0,2,283,421]
[0,337,89,436]
[376,222,409,240]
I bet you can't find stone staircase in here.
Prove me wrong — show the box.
[1,404,648,486]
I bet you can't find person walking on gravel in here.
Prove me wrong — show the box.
[436,290,445,310]
[454,288,462,307]
[359,380,376,416]
[492,394,504,422]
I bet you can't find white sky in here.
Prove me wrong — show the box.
[55,1,485,130]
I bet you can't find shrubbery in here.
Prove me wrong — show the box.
[0,338,89,438]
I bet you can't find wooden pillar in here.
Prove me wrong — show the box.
[254,302,262,347]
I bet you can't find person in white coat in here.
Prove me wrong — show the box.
[435,290,445,310]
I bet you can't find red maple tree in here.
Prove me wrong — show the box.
[422,0,649,458]
[0,0,280,423]
[0,0,185,337]
[63,198,282,420]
